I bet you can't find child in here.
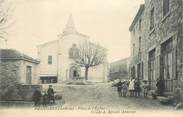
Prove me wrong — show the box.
[134,79,141,97]
[142,80,149,97]
[128,79,135,97]
[117,80,123,97]
[42,91,49,105]
[122,82,128,97]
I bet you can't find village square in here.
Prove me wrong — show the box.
[0,0,183,111]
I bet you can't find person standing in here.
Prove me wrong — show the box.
[142,80,149,97]
[42,90,49,106]
[156,79,165,96]
[128,79,135,97]
[134,79,141,97]
[47,85,55,104]
[116,80,123,97]
[122,81,128,97]
[32,87,42,106]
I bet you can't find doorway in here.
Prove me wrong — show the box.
[161,38,173,92]
[26,66,32,84]
[69,66,81,80]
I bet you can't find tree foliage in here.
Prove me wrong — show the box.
[0,0,14,40]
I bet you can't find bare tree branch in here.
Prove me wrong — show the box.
[0,0,14,41]
[73,41,107,80]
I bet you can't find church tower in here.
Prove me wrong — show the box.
[62,14,77,35]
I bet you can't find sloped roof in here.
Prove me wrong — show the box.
[0,49,39,64]
[129,4,145,31]
[37,40,58,47]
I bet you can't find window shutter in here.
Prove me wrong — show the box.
[172,47,177,80]
[156,55,160,80]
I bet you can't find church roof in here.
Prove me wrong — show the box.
[0,49,39,64]
[37,40,58,47]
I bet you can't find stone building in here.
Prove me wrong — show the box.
[0,49,39,84]
[129,0,183,93]
[109,58,129,81]
[37,15,108,84]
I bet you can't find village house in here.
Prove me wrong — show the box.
[109,58,129,81]
[0,49,39,84]
[129,0,183,94]
[37,15,108,84]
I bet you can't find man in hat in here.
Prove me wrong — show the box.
[47,85,55,104]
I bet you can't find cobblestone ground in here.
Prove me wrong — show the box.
[55,83,174,110]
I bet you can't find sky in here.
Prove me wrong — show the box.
[7,0,144,62]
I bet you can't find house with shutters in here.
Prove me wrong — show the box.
[129,0,183,94]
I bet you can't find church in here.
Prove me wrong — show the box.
[37,15,108,84]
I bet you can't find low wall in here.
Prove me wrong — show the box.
[19,84,42,101]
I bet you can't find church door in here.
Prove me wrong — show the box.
[69,66,80,80]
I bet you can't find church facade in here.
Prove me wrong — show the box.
[37,15,108,84]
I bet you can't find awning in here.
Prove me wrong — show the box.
[39,74,57,77]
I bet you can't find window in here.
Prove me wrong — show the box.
[133,44,135,56]
[149,49,156,81]
[133,29,135,36]
[141,62,144,79]
[163,0,170,16]
[139,37,141,53]
[131,66,135,79]
[150,8,155,30]
[139,19,142,31]
[48,56,52,64]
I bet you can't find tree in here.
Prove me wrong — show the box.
[0,0,14,45]
[73,41,107,80]
[0,0,19,101]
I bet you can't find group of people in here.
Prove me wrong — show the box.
[32,85,55,106]
[114,79,149,98]
[114,78,168,98]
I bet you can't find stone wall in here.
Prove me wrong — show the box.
[130,0,183,94]
[0,60,22,100]
[176,0,183,99]
[0,60,21,82]
[0,59,39,84]
[143,0,179,81]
